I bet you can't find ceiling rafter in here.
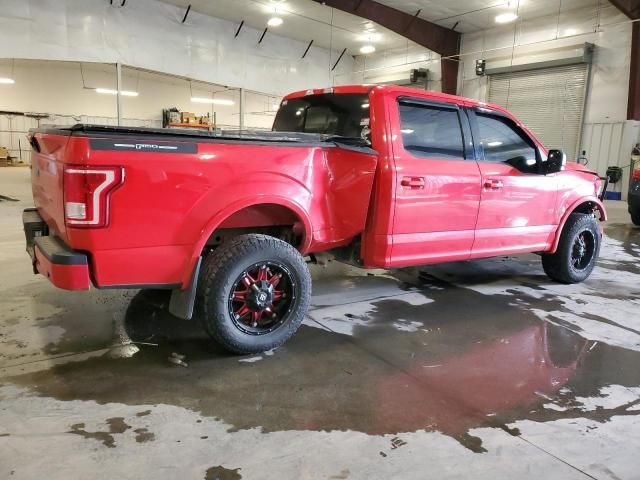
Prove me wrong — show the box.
[609,0,640,19]
[312,0,461,94]
[312,0,459,57]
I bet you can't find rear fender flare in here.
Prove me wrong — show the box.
[181,196,313,288]
[549,196,607,254]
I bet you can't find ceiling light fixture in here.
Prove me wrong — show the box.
[95,88,138,96]
[0,77,15,84]
[357,33,382,42]
[495,12,518,24]
[265,1,285,14]
[359,45,376,54]
[191,96,235,105]
[267,17,283,27]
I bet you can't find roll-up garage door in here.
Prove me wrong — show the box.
[488,64,588,162]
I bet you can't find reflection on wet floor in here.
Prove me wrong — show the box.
[5,256,640,452]
[3,170,640,478]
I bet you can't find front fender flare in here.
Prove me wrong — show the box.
[549,196,607,254]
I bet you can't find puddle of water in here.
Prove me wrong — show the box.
[4,282,640,454]
[205,466,242,480]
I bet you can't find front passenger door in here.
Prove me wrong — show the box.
[470,109,558,257]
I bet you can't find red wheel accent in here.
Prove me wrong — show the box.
[228,262,296,335]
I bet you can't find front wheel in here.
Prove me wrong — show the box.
[542,213,601,284]
[195,234,311,354]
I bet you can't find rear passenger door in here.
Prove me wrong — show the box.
[469,108,558,257]
[389,97,481,266]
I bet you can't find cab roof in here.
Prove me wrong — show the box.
[282,84,509,116]
[281,84,539,149]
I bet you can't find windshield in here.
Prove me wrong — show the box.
[272,93,370,138]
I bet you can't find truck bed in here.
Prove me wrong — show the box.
[34,124,340,144]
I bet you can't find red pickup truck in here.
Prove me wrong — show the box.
[23,85,607,354]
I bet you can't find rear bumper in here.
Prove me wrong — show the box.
[23,209,91,290]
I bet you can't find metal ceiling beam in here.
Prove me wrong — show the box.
[609,0,640,19]
[312,0,461,94]
[609,0,640,120]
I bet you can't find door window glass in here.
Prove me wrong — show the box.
[476,113,537,165]
[398,102,465,160]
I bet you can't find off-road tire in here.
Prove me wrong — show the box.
[195,234,311,354]
[542,213,600,284]
[631,207,640,226]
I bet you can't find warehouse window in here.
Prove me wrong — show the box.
[398,102,465,160]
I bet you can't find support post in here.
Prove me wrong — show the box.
[608,0,640,119]
[239,88,245,130]
[116,62,122,126]
[441,57,459,96]
[629,21,640,120]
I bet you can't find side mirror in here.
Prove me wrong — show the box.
[506,155,537,173]
[544,149,566,174]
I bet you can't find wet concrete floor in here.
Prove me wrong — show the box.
[1,167,640,479]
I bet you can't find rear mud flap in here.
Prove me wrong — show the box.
[168,256,202,320]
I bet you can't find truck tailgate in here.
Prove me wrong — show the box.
[30,132,70,240]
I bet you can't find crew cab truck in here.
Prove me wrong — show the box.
[24,85,607,354]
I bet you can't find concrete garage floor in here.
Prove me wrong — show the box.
[1,167,640,480]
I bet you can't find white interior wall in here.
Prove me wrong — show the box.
[0,60,277,129]
[0,0,354,96]
[343,43,442,90]
[460,3,631,124]
[459,2,638,198]
[0,59,280,162]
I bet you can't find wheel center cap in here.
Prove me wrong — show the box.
[247,281,274,311]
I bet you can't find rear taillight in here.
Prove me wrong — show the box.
[63,165,124,228]
[633,163,640,180]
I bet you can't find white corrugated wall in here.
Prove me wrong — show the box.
[0,114,162,165]
[580,121,640,200]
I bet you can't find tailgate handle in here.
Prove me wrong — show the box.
[401,176,425,189]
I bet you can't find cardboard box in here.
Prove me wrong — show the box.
[199,116,210,125]
[0,147,8,159]
[180,112,196,123]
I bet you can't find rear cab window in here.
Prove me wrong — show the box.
[273,93,370,138]
[397,100,466,160]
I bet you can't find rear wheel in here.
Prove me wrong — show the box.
[631,207,640,226]
[542,213,600,284]
[195,234,311,354]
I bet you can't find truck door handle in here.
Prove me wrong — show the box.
[401,176,425,189]
[484,179,503,190]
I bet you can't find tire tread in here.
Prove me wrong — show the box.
[542,213,600,284]
[195,234,311,354]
